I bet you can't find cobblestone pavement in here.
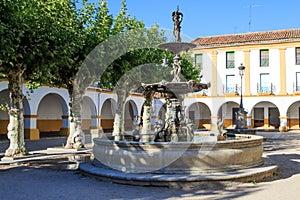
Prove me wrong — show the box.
[0,131,300,200]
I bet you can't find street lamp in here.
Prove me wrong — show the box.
[235,63,247,130]
[238,63,245,109]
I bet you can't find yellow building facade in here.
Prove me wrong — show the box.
[187,29,300,131]
[1,29,300,141]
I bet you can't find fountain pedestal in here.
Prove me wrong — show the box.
[236,108,248,129]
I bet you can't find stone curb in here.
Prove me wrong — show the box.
[0,148,92,165]
[79,161,278,188]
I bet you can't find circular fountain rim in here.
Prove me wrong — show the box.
[94,134,263,145]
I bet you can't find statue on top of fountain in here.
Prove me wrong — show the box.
[172,6,183,42]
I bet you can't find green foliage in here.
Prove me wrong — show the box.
[100,41,201,93]
[100,25,168,90]
[48,0,146,93]
[180,52,201,81]
[0,0,82,88]
[0,103,8,111]
[0,0,86,151]
[0,0,200,93]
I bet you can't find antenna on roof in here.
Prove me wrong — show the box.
[246,4,262,32]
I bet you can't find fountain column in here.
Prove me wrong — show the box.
[155,6,200,142]
[140,89,155,142]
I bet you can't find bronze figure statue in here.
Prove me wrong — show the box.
[172,6,183,42]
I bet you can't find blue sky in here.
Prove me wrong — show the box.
[90,0,300,39]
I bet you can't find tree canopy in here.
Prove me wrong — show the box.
[0,0,201,151]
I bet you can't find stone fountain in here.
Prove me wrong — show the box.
[79,7,277,188]
[138,6,208,143]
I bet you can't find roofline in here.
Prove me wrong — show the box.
[192,28,300,48]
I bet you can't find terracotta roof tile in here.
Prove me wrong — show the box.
[192,29,300,48]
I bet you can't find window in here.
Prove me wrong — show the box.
[194,54,203,69]
[296,47,300,65]
[226,75,236,93]
[226,52,235,68]
[260,49,269,67]
[260,73,271,92]
[296,72,300,91]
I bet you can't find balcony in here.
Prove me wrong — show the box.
[293,83,300,95]
[224,84,239,96]
[257,83,275,95]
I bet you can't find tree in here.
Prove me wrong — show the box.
[0,0,81,156]
[98,22,169,139]
[100,25,201,139]
[48,0,115,149]
[180,52,201,81]
[49,0,153,148]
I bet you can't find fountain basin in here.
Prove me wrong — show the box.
[92,134,263,174]
[158,42,196,54]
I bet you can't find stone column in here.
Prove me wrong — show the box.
[24,114,39,140]
[210,116,219,131]
[90,115,103,131]
[235,109,248,129]
[211,51,218,96]
[279,48,287,95]
[140,105,153,142]
[264,107,269,128]
[169,99,179,142]
[279,116,288,132]
[60,115,70,136]
[90,115,103,143]
[244,50,251,96]
[246,115,253,128]
[140,90,154,142]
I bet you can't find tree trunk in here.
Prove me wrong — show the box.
[5,72,25,157]
[112,89,129,141]
[65,82,85,149]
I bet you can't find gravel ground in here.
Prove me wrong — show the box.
[1,131,300,200]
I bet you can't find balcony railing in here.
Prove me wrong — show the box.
[226,61,235,68]
[293,82,300,93]
[224,84,238,95]
[257,83,275,94]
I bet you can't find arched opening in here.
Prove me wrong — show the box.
[252,101,280,129]
[0,89,9,139]
[218,101,239,128]
[37,93,68,137]
[287,101,300,130]
[82,96,97,131]
[100,98,116,133]
[186,102,211,130]
[124,100,138,131]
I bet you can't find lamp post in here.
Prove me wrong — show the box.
[238,63,245,110]
[236,63,247,129]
